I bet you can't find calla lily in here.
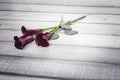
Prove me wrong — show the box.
[21,26,43,35]
[35,32,50,47]
[14,35,34,49]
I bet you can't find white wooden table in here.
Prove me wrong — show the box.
[0,0,120,80]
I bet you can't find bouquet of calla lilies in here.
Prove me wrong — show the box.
[14,16,86,49]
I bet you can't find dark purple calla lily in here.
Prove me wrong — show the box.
[35,32,50,47]
[21,26,43,36]
[14,35,34,49]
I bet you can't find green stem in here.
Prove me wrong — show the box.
[71,16,86,23]
[41,16,86,32]
[42,26,57,31]
[65,15,86,25]
[50,26,59,35]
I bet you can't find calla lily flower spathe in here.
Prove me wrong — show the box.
[35,32,50,47]
[21,26,43,36]
[14,35,34,49]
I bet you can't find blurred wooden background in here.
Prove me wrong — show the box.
[0,0,120,80]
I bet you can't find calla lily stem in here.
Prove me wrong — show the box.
[71,16,86,24]
[42,26,57,31]
[42,15,86,34]
[50,26,59,35]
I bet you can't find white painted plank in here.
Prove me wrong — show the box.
[0,55,120,80]
[0,42,120,64]
[0,11,120,24]
[0,20,120,36]
[0,4,120,15]
[0,75,53,80]
[0,30,120,48]
[0,0,120,7]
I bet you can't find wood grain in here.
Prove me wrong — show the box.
[0,0,120,7]
[0,55,120,80]
[0,74,53,80]
[0,42,120,64]
[0,11,120,24]
[0,0,120,79]
[0,4,120,15]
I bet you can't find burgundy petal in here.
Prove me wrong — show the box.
[14,35,34,49]
[42,32,50,40]
[21,26,42,35]
[35,33,43,46]
[35,32,50,47]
